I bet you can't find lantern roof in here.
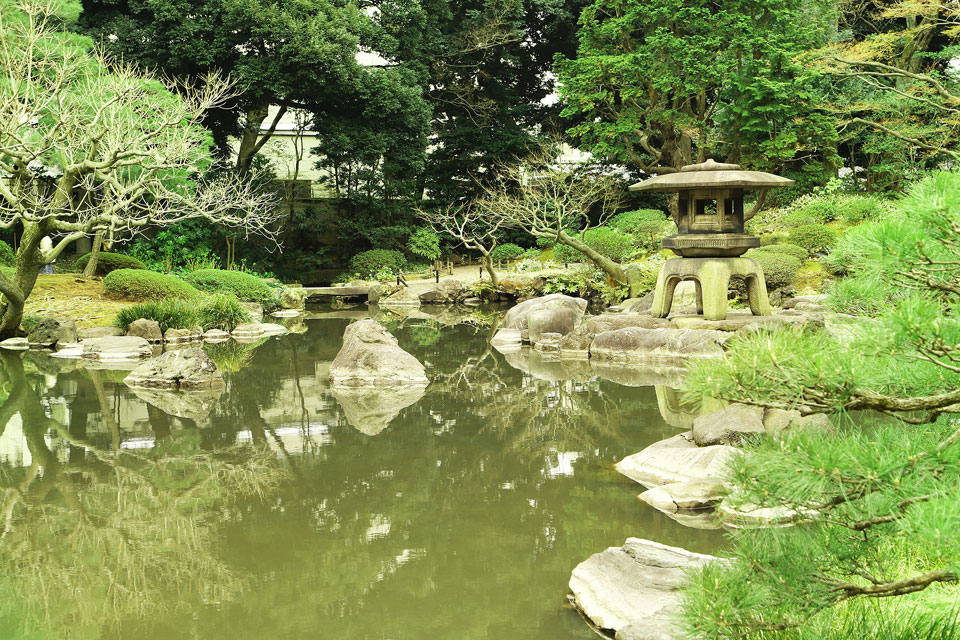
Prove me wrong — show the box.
[629,159,794,193]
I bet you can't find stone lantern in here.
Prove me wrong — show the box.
[630,159,794,320]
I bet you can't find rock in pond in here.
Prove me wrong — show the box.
[381,287,421,307]
[638,481,726,513]
[27,316,77,348]
[502,294,587,338]
[331,385,427,435]
[77,326,124,340]
[164,327,202,344]
[126,318,163,343]
[418,279,467,304]
[202,329,231,342]
[569,538,724,638]
[591,327,726,362]
[0,337,28,350]
[281,287,307,309]
[329,318,428,387]
[240,302,264,323]
[81,336,153,361]
[691,403,765,446]
[124,348,224,389]
[616,433,739,488]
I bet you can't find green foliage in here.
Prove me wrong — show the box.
[183,270,281,310]
[0,240,14,267]
[490,243,524,262]
[554,227,636,263]
[114,299,198,333]
[74,252,146,275]
[21,313,42,333]
[196,294,252,332]
[609,209,674,252]
[788,224,839,254]
[835,195,887,224]
[102,269,200,301]
[128,220,221,272]
[743,250,802,290]
[348,249,407,279]
[407,228,442,263]
[748,243,809,261]
[539,266,625,302]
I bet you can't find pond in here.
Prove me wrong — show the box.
[0,308,725,640]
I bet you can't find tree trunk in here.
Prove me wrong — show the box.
[557,230,644,296]
[235,103,270,176]
[0,222,46,338]
[480,252,499,287]
[83,232,103,277]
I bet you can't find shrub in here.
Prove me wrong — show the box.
[554,227,636,263]
[102,269,200,301]
[197,293,252,331]
[610,209,674,251]
[184,269,281,309]
[790,200,835,224]
[407,228,441,263]
[490,243,524,261]
[835,195,884,223]
[114,298,199,332]
[743,250,802,289]
[748,243,809,261]
[348,249,407,278]
[75,251,146,275]
[787,224,839,255]
[0,240,14,267]
[520,247,541,260]
[535,237,556,249]
[21,312,42,332]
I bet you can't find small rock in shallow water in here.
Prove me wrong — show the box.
[124,347,224,390]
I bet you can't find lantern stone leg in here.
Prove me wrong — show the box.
[651,257,771,321]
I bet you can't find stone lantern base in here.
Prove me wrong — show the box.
[651,257,771,321]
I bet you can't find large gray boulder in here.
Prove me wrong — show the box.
[124,347,224,389]
[329,319,428,387]
[27,317,77,347]
[527,306,582,343]
[762,408,834,435]
[691,404,766,446]
[638,481,727,513]
[559,314,674,357]
[569,538,723,637]
[126,318,162,343]
[81,336,153,360]
[281,287,307,309]
[591,327,726,362]
[418,279,467,304]
[502,294,587,336]
[616,433,739,488]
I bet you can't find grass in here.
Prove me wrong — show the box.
[795,260,830,295]
[26,274,137,328]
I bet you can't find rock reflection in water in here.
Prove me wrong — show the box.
[331,385,427,435]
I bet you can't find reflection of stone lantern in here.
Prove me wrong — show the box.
[630,159,794,320]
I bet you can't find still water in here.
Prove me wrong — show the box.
[0,309,724,639]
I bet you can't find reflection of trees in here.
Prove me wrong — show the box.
[0,351,286,639]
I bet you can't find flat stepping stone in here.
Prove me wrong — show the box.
[569,538,724,636]
[203,329,230,342]
[616,432,739,488]
[81,336,153,360]
[638,481,727,513]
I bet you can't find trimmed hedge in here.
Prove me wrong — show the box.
[744,250,802,290]
[788,224,839,255]
[349,249,407,278]
[183,269,281,309]
[554,227,636,263]
[75,251,146,275]
[490,243,524,261]
[0,241,14,267]
[749,243,809,261]
[102,269,201,301]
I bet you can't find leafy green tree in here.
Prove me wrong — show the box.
[79,0,373,174]
[0,2,277,337]
[407,227,442,267]
[555,0,838,181]
[681,171,960,638]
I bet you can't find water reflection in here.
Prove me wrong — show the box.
[0,350,286,639]
[0,313,725,640]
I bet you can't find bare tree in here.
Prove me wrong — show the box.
[475,151,644,294]
[415,203,512,286]
[0,2,280,336]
